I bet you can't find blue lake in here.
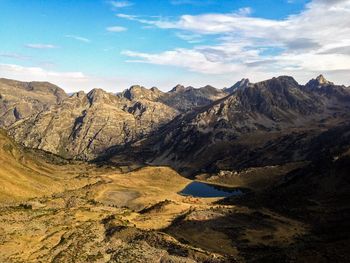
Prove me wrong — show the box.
[179,181,243,198]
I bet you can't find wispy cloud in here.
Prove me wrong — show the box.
[0,52,31,60]
[106,26,127,32]
[0,63,92,92]
[0,63,154,93]
[122,48,241,74]
[65,35,91,43]
[175,32,203,43]
[109,0,133,8]
[119,0,350,83]
[170,0,214,5]
[25,43,58,49]
[237,7,253,16]
[0,63,85,79]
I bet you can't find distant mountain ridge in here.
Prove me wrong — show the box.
[1,75,350,169]
[0,78,67,127]
[6,87,177,159]
[109,75,350,175]
[118,83,228,112]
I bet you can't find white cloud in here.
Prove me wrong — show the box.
[109,1,133,8]
[0,63,90,91]
[106,26,127,32]
[237,7,253,16]
[175,32,203,43]
[0,63,85,80]
[25,44,59,49]
[116,13,177,29]
[0,63,161,93]
[122,48,241,74]
[65,35,91,43]
[0,53,31,60]
[170,0,214,5]
[119,0,350,85]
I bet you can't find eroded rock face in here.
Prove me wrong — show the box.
[3,75,350,166]
[158,85,228,112]
[306,74,334,87]
[8,88,178,160]
[2,78,230,160]
[118,84,228,113]
[304,74,350,101]
[118,85,164,101]
[223,78,252,94]
[0,78,67,127]
[137,76,350,174]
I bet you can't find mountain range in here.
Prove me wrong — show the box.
[1,75,349,173]
[1,75,350,262]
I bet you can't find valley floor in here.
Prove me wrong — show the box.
[0,163,309,263]
[1,131,349,262]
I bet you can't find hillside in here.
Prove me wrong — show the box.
[116,75,350,175]
[0,129,94,203]
[7,88,178,159]
[0,78,67,127]
[1,75,350,262]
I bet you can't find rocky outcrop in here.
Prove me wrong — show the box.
[304,74,350,102]
[0,78,67,127]
[118,84,228,113]
[118,85,164,101]
[158,84,228,112]
[306,74,334,88]
[8,88,178,160]
[223,78,251,94]
[130,76,350,175]
[3,78,230,160]
[3,75,350,167]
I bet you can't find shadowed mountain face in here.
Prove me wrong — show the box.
[121,76,350,175]
[223,78,252,94]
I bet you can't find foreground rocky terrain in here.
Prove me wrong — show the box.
[1,75,350,262]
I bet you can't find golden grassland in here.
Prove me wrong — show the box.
[0,130,101,204]
[0,130,308,262]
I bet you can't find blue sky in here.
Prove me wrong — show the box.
[0,0,349,92]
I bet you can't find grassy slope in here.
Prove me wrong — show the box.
[0,130,94,203]
[0,129,314,262]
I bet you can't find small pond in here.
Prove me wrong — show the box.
[179,181,244,198]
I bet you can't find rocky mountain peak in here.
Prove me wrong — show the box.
[306,74,334,88]
[76,91,86,98]
[236,78,250,87]
[316,74,332,85]
[0,78,69,127]
[200,85,218,93]
[250,76,300,92]
[120,85,163,101]
[129,85,144,91]
[170,84,185,93]
[273,76,299,85]
[87,88,112,104]
[150,87,160,92]
[224,78,251,94]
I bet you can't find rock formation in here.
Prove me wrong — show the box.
[0,78,67,127]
